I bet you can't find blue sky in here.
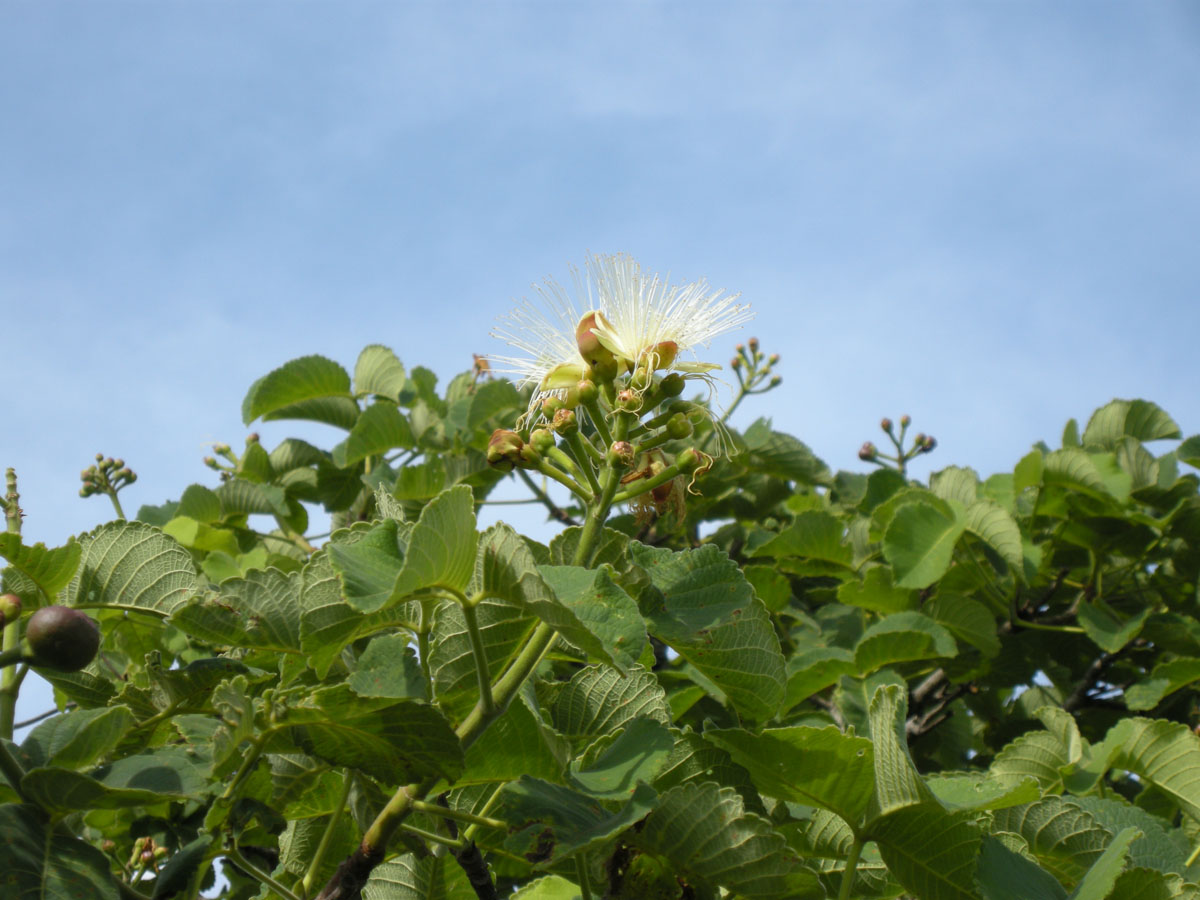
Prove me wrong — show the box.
[3,3,1199,722]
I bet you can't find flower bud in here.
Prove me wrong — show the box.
[900,414,911,428]
[768,353,780,366]
[880,418,893,434]
[643,341,678,371]
[748,337,759,353]
[608,441,635,467]
[113,458,124,469]
[676,448,701,473]
[529,428,556,454]
[576,379,598,404]
[246,434,259,444]
[666,413,693,440]
[659,373,685,398]
[551,408,578,436]
[518,444,543,468]
[213,443,231,455]
[24,606,101,672]
[913,433,926,447]
[0,593,20,628]
[731,357,741,370]
[859,442,877,462]
[102,457,115,469]
[768,376,782,387]
[735,343,745,354]
[541,395,565,417]
[630,366,653,393]
[922,435,937,453]
[576,311,619,371]
[80,469,92,481]
[486,429,525,471]
[203,456,219,469]
[616,389,639,412]
[95,452,104,462]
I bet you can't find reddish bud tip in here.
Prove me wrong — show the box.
[858,442,878,462]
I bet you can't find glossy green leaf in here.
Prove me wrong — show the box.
[0,803,121,900]
[1070,796,1188,875]
[215,477,290,518]
[363,853,476,900]
[1102,718,1200,821]
[743,418,832,485]
[511,876,582,899]
[925,595,1000,657]
[991,729,1072,792]
[242,354,357,427]
[1107,868,1200,900]
[631,542,786,721]
[883,501,966,589]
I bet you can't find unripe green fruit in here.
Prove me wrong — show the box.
[0,593,20,628]
[659,373,685,398]
[25,605,101,671]
[666,413,693,440]
[529,428,556,454]
[576,379,598,404]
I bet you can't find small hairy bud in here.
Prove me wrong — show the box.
[528,428,556,454]
[576,379,598,404]
[659,373,686,398]
[880,418,893,433]
[922,435,937,453]
[859,442,878,462]
[608,441,635,467]
[203,456,219,469]
[676,448,701,473]
[666,413,693,440]
[113,458,124,469]
[768,353,780,366]
[644,340,678,371]
[900,414,911,428]
[616,389,639,411]
[487,429,525,471]
[730,357,741,370]
[95,452,104,462]
[540,395,565,417]
[913,433,927,447]
[24,606,101,672]
[768,376,782,387]
[551,408,578,436]
[748,337,759,353]
[246,434,259,444]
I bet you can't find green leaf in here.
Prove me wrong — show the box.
[391,457,447,502]
[992,798,1112,886]
[500,776,658,865]
[1082,399,1180,450]
[1108,868,1200,900]
[867,684,933,817]
[162,517,239,556]
[1043,448,1128,500]
[652,728,765,815]
[854,611,958,674]
[152,835,214,900]
[327,518,407,613]
[743,564,792,612]
[548,664,671,749]
[334,401,416,467]
[743,418,832,485]
[963,499,1024,575]
[976,835,1067,900]
[837,566,918,614]
[631,542,786,721]
[537,562,646,670]
[65,521,200,616]
[1077,602,1149,653]
[242,354,358,428]
[1070,796,1188,875]
[705,725,874,825]
[925,774,1040,812]
[355,344,407,401]
[0,803,121,900]
[747,510,853,570]
[170,568,303,651]
[460,690,565,786]
[349,633,427,700]
[22,748,210,813]
[0,535,81,603]
[393,485,478,598]
[1101,718,1200,821]
[285,686,463,783]
[867,802,983,900]
[1126,657,1200,711]
[858,468,908,513]
[215,478,290,518]
[20,706,134,770]
[363,854,476,900]
[785,647,858,709]
[1067,827,1140,900]
[634,781,821,898]
[931,466,979,506]
[512,876,582,899]
[883,501,966,589]
[925,595,1001,657]
[991,730,1072,792]
[569,717,674,799]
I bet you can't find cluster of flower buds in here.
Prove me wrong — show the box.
[861,414,937,474]
[731,337,782,395]
[128,836,168,872]
[79,454,136,499]
[203,434,260,481]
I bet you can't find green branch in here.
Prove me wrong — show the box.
[837,837,864,900]
[301,774,354,898]
[226,844,303,900]
[461,599,495,715]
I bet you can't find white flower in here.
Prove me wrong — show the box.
[586,254,753,374]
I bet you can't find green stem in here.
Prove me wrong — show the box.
[563,432,603,496]
[107,490,126,521]
[461,600,495,715]
[227,844,303,900]
[0,737,28,800]
[301,774,354,898]
[837,837,864,900]
[398,822,463,851]
[1,469,21,740]
[417,599,435,691]
[582,398,614,448]
[0,647,26,670]
[220,733,268,803]
[544,447,595,502]
[534,459,592,504]
[610,463,683,506]
[575,853,594,900]
[1186,840,1200,869]
[411,799,507,831]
